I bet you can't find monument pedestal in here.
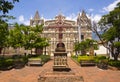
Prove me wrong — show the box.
[53,43,71,71]
[53,52,70,71]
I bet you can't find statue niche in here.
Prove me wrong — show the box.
[55,43,65,52]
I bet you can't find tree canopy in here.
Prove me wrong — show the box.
[93,2,120,60]
[0,0,19,14]
[8,24,49,55]
[0,21,9,48]
[0,0,19,22]
[74,39,98,55]
[9,23,23,49]
[0,0,19,54]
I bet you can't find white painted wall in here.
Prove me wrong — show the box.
[94,45,107,55]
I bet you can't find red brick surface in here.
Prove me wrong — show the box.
[0,58,120,82]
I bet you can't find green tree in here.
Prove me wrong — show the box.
[0,0,19,14]
[74,39,98,55]
[0,0,19,54]
[0,21,9,54]
[92,2,120,60]
[32,25,49,55]
[9,23,23,54]
[8,24,49,55]
[20,25,32,50]
[0,0,19,22]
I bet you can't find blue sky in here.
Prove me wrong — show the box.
[8,0,120,25]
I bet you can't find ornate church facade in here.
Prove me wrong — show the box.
[30,11,92,56]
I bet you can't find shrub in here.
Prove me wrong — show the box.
[12,55,29,69]
[5,59,14,67]
[78,56,94,63]
[22,55,28,64]
[28,55,50,63]
[94,56,106,63]
[71,55,78,62]
[0,58,14,68]
[97,59,108,69]
[71,55,78,59]
[40,55,50,63]
[108,60,120,67]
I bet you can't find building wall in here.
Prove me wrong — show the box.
[94,45,107,55]
[30,11,92,56]
[42,26,78,56]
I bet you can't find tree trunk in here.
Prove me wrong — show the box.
[113,53,118,61]
[113,48,119,61]
[0,48,2,54]
[25,49,29,55]
[31,49,32,55]
[35,48,43,55]
[3,47,6,56]
[75,51,78,56]
[81,50,86,55]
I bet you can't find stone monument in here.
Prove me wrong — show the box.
[53,42,70,71]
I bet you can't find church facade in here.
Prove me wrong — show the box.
[30,11,92,56]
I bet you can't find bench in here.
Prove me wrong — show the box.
[80,60,96,66]
[27,59,43,66]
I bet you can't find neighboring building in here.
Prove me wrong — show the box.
[94,44,108,56]
[30,10,92,56]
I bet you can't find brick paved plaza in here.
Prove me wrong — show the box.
[0,58,120,82]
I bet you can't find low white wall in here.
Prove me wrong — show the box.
[94,45,107,55]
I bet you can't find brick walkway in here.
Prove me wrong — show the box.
[0,58,120,82]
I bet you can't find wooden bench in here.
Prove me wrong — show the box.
[80,60,96,66]
[27,59,43,66]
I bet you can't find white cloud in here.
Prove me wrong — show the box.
[66,13,77,21]
[19,15,24,22]
[91,14,102,23]
[88,8,94,12]
[19,13,101,26]
[65,13,101,23]
[24,20,30,25]
[18,15,30,25]
[103,0,120,12]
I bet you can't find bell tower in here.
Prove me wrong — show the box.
[30,11,44,26]
[77,10,92,41]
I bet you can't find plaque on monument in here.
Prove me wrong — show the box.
[53,43,70,71]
